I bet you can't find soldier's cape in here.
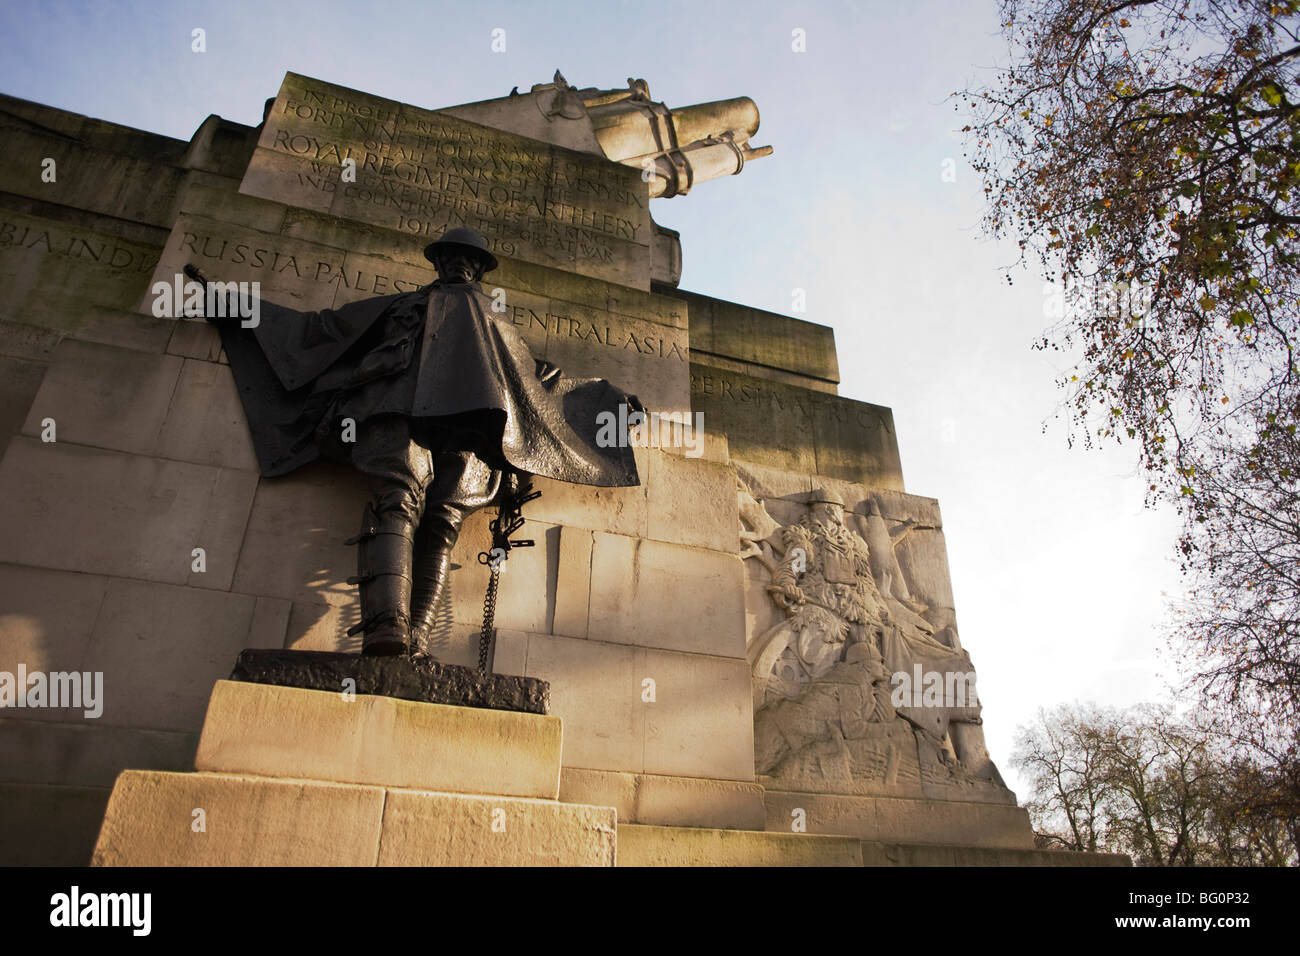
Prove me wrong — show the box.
[212,282,641,487]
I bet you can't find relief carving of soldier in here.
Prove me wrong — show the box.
[197,227,643,659]
[743,484,1008,796]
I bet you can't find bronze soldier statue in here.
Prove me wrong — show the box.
[197,227,642,659]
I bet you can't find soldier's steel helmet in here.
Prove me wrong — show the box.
[808,487,845,507]
[422,227,499,272]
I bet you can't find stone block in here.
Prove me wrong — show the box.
[641,647,754,781]
[241,73,652,289]
[617,823,862,867]
[857,842,1131,867]
[735,460,814,501]
[0,565,109,722]
[0,319,62,361]
[21,339,183,458]
[587,534,746,658]
[90,768,618,867]
[518,633,645,772]
[0,126,185,229]
[761,790,1036,849]
[529,461,648,538]
[231,462,369,606]
[248,596,292,648]
[646,450,738,553]
[559,767,765,830]
[166,318,224,361]
[668,287,839,385]
[0,439,257,588]
[513,632,754,782]
[179,180,288,234]
[0,207,162,328]
[156,358,259,471]
[0,717,197,786]
[73,580,279,732]
[195,680,562,798]
[69,307,174,354]
[91,770,385,866]
[377,789,616,867]
[0,782,110,865]
[893,529,957,611]
[552,526,592,639]
[690,360,904,489]
[539,296,690,420]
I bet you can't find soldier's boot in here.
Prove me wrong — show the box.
[407,516,461,659]
[408,452,502,657]
[345,504,415,657]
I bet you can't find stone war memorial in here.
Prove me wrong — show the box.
[0,71,1127,866]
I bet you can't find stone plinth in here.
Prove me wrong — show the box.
[92,770,617,867]
[196,679,562,799]
[92,680,615,866]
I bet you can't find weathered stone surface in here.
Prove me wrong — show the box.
[156,359,259,471]
[587,534,746,658]
[79,579,267,731]
[617,823,862,867]
[552,525,592,639]
[559,767,766,830]
[0,207,162,328]
[92,770,385,866]
[646,449,739,553]
[508,631,755,781]
[641,646,754,781]
[378,789,616,866]
[762,789,1035,848]
[0,319,62,361]
[858,842,1131,867]
[691,360,904,489]
[0,782,109,865]
[667,286,839,385]
[0,120,188,229]
[229,648,550,715]
[67,307,174,355]
[166,317,224,361]
[0,565,109,724]
[0,439,256,589]
[196,679,559,795]
[0,717,197,786]
[231,462,368,606]
[512,633,644,771]
[242,73,653,289]
[91,769,618,866]
[21,339,184,458]
[247,596,292,649]
[529,464,648,538]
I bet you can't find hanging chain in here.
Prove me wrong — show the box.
[476,474,541,673]
[477,562,500,671]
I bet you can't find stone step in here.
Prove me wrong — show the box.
[617,823,865,866]
[615,823,1130,867]
[92,770,616,866]
[763,788,1037,849]
[859,842,1131,867]
[194,679,563,799]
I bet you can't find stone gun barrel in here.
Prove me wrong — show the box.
[586,94,771,198]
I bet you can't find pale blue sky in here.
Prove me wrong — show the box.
[0,0,1185,796]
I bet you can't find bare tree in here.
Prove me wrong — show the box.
[1013,702,1297,863]
[961,0,1300,813]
